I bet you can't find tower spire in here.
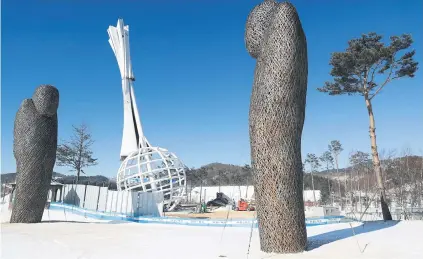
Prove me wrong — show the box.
[107,19,150,161]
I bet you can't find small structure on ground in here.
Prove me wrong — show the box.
[10,85,59,223]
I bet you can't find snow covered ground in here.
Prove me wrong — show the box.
[1,197,423,259]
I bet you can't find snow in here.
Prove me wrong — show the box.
[1,197,423,259]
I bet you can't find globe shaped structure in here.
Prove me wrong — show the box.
[117,146,186,208]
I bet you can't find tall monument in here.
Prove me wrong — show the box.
[107,19,150,161]
[245,0,308,253]
[108,19,186,210]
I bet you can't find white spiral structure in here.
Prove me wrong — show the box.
[108,19,186,210]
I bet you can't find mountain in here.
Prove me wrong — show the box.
[185,162,252,186]
[1,172,66,184]
[3,155,421,205]
[0,172,111,187]
[185,162,342,204]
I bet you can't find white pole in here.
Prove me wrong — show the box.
[108,19,150,160]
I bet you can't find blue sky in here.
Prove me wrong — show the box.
[2,0,422,178]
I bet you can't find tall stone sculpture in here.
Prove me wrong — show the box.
[10,85,59,223]
[245,0,308,253]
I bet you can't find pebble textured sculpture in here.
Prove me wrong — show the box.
[10,85,59,223]
[245,0,308,253]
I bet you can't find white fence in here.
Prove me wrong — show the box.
[53,184,164,217]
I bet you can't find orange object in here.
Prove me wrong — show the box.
[235,199,255,211]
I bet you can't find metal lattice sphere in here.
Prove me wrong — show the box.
[117,147,186,208]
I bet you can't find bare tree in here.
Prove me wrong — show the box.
[217,169,224,192]
[420,150,423,208]
[229,169,243,199]
[242,164,252,199]
[347,151,355,209]
[56,124,98,182]
[380,149,397,213]
[349,151,370,211]
[403,147,413,208]
[305,153,321,204]
[318,33,419,220]
[320,151,334,205]
[196,168,208,204]
[329,140,344,207]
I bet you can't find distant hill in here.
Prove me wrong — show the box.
[318,155,423,186]
[185,162,342,203]
[1,172,66,184]
[1,172,112,187]
[185,162,252,186]
[3,155,420,204]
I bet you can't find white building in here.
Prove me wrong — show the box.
[188,185,321,204]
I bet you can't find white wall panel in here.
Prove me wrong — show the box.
[59,184,164,217]
[97,187,109,212]
[84,185,100,211]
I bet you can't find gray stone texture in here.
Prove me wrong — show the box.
[246,0,308,253]
[10,85,59,223]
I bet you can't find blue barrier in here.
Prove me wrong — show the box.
[49,202,350,228]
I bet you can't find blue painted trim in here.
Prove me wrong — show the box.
[49,202,352,228]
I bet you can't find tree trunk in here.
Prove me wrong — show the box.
[218,172,222,193]
[366,167,369,208]
[364,95,392,220]
[359,168,362,212]
[345,168,348,208]
[239,185,242,200]
[326,164,331,205]
[245,177,249,199]
[311,171,316,204]
[350,168,353,210]
[338,179,341,207]
[76,168,80,183]
[420,156,423,208]
[199,181,203,204]
[400,171,404,212]
[327,177,331,205]
[335,156,342,208]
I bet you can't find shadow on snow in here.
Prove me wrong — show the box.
[307,220,400,251]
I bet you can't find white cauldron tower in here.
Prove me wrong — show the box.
[107,19,186,210]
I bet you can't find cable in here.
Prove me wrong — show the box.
[218,186,235,258]
[246,210,257,259]
[349,222,368,253]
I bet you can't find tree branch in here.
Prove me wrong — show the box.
[369,56,396,100]
[362,67,369,95]
[369,60,383,86]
